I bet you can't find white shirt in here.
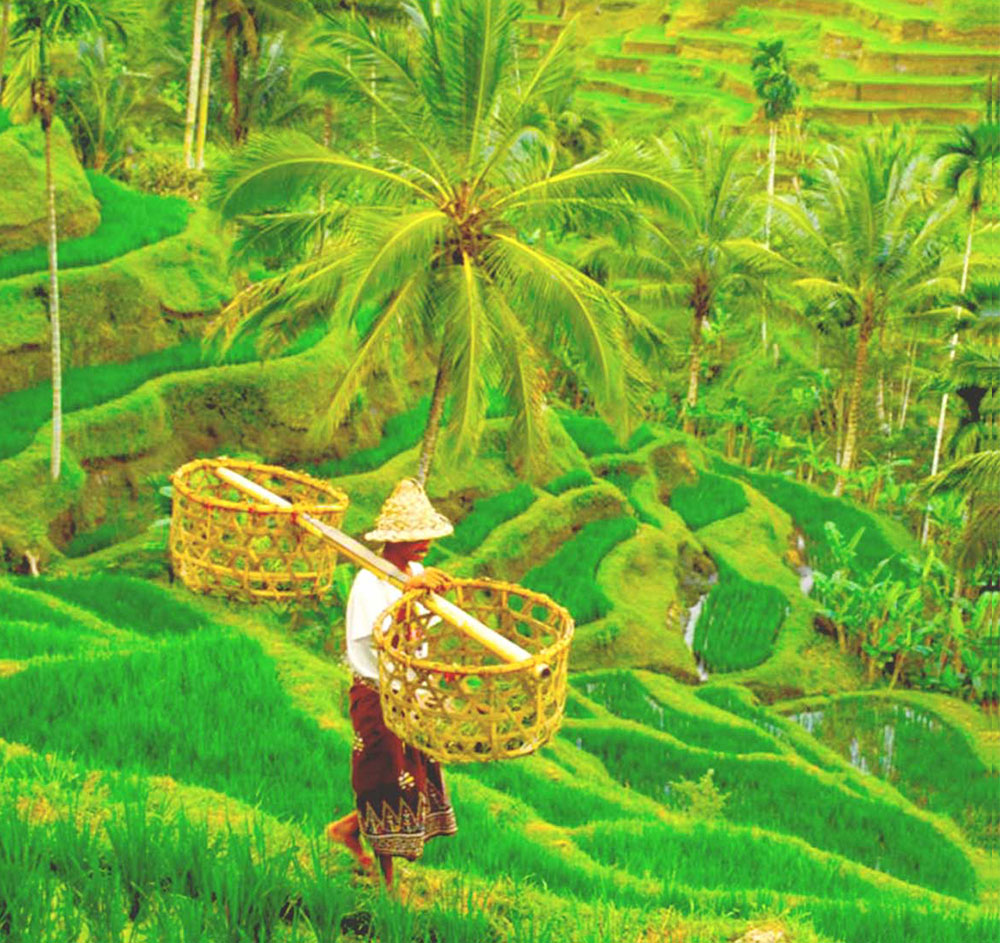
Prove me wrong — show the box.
[345,562,426,682]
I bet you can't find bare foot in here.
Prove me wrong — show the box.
[326,819,374,872]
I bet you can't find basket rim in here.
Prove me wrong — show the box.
[373,576,574,677]
[171,457,349,515]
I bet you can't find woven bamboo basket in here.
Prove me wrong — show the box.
[169,458,349,601]
[373,578,574,763]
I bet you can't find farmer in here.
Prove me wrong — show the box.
[327,478,458,889]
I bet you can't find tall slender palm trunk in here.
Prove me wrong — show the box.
[416,360,449,487]
[834,299,875,496]
[923,210,976,543]
[0,1,11,97]
[683,314,705,436]
[43,107,62,480]
[195,19,214,170]
[183,0,206,168]
[761,121,778,352]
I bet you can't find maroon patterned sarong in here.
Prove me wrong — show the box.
[349,678,457,859]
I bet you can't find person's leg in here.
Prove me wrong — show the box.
[378,853,394,888]
[326,812,373,870]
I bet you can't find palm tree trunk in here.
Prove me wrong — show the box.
[889,651,906,689]
[683,311,704,436]
[195,19,214,170]
[183,0,206,168]
[44,107,62,480]
[416,360,449,487]
[898,339,915,431]
[0,1,11,98]
[835,298,875,496]
[923,210,976,543]
[683,275,709,436]
[224,28,243,145]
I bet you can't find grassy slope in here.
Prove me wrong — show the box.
[0,575,993,941]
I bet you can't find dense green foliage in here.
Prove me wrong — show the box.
[0,173,190,281]
[543,469,594,495]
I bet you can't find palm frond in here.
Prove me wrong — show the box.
[210,132,439,218]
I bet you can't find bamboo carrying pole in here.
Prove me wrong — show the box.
[213,467,548,675]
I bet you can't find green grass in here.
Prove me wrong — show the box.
[0,173,191,281]
[785,695,995,847]
[566,719,977,900]
[310,396,433,479]
[0,620,106,659]
[0,324,325,461]
[714,459,914,578]
[693,557,787,673]
[13,575,210,637]
[0,631,352,827]
[521,517,639,624]
[669,471,749,530]
[556,412,624,456]
[571,671,781,754]
[543,468,594,495]
[427,484,537,565]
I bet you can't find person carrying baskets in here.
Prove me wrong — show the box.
[327,479,458,889]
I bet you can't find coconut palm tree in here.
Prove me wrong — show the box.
[182,0,206,168]
[751,38,798,251]
[739,132,960,496]
[922,114,998,542]
[0,1,12,96]
[210,0,685,484]
[583,127,760,435]
[5,0,134,480]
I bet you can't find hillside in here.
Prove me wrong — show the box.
[0,569,994,942]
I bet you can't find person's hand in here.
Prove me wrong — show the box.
[404,567,452,595]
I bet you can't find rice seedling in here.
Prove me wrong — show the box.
[565,721,977,899]
[713,459,912,578]
[786,695,995,846]
[692,557,786,672]
[0,323,325,462]
[555,412,625,457]
[669,471,749,530]
[14,574,210,636]
[695,684,847,774]
[460,756,630,827]
[0,619,105,659]
[520,517,638,625]
[0,173,191,281]
[431,484,537,559]
[0,631,353,827]
[543,468,594,495]
[570,671,780,755]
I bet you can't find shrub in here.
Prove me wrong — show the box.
[521,516,638,624]
[123,149,204,200]
[0,172,191,281]
[669,471,749,530]
[693,557,786,673]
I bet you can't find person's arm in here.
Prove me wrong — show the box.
[403,566,452,594]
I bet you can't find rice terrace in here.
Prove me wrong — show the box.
[0,0,996,940]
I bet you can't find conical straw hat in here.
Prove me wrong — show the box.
[365,479,454,543]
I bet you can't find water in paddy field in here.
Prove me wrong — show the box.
[795,532,814,596]
[785,700,945,780]
[683,573,717,682]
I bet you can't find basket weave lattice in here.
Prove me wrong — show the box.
[169,458,349,602]
[374,579,574,763]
